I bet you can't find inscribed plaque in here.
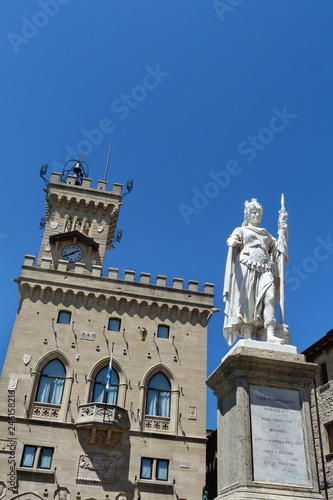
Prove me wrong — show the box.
[250,385,308,485]
[80,331,96,341]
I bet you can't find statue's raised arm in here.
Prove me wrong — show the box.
[222,198,289,346]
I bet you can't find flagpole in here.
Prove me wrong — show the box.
[103,383,107,423]
[103,342,114,422]
[103,141,113,182]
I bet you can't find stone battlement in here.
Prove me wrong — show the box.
[23,255,214,295]
[49,172,122,194]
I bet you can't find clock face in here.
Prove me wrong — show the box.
[62,244,83,262]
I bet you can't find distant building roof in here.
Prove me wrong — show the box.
[302,328,333,361]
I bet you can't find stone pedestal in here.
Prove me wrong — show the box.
[207,340,324,500]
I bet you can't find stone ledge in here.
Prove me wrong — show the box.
[222,339,298,363]
[137,478,173,489]
[215,485,324,500]
[16,467,55,476]
[207,341,320,399]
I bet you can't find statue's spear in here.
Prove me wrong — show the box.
[278,193,288,325]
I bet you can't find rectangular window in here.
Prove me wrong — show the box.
[140,458,169,481]
[21,445,37,467]
[157,325,169,339]
[108,318,121,332]
[156,459,169,481]
[20,445,54,470]
[140,458,153,479]
[326,423,333,454]
[38,447,54,469]
[320,363,328,385]
[57,311,71,325]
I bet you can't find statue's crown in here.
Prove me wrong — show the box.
[244,198,263,215]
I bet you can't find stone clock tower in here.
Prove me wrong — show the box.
[38,165,123,271]
[0,162,215,500]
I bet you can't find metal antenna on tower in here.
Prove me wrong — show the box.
[103,141,113,182]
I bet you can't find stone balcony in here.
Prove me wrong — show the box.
[77,403,130,429]
[76,403,130,445]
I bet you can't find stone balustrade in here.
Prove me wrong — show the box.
[76,403,130,431]
[144,415,170,432]
[31,402,61,419]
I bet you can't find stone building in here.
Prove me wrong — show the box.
[303,328,333,500]
[205,430,217,500]
[0,164,215,500]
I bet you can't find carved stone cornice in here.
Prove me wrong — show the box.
[47,178,122,218]
[18,257,216,325]
[18,280,213,326]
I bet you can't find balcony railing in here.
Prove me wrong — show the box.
[76,403,129,431]
[31,402,61,419]
[144,415,170,432]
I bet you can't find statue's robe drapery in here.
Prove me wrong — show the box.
[223,224,288,345]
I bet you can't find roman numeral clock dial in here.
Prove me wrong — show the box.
[62,244,83,262]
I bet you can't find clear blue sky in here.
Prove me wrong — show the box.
[1,1,333,430]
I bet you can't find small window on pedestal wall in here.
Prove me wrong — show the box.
[157,325,169,339]
[320,362,328,385]
[108,318,121,332]
[57,311,71,325]
[325,423,333,454]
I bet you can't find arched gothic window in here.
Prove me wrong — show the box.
[35,359,66,405]
[92,366,119,405]
[146,372,171,418]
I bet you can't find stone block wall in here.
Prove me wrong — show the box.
[304,332,333,500]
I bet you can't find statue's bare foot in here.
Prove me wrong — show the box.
[267,335,285,345]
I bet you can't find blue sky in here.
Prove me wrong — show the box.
[1,1,333,430]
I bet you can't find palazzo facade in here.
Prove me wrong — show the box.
[0,167,215,500]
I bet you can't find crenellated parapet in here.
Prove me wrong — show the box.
[47,173,122,217]
[18,256,215,325]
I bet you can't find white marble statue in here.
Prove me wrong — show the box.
[223,197,288,345]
